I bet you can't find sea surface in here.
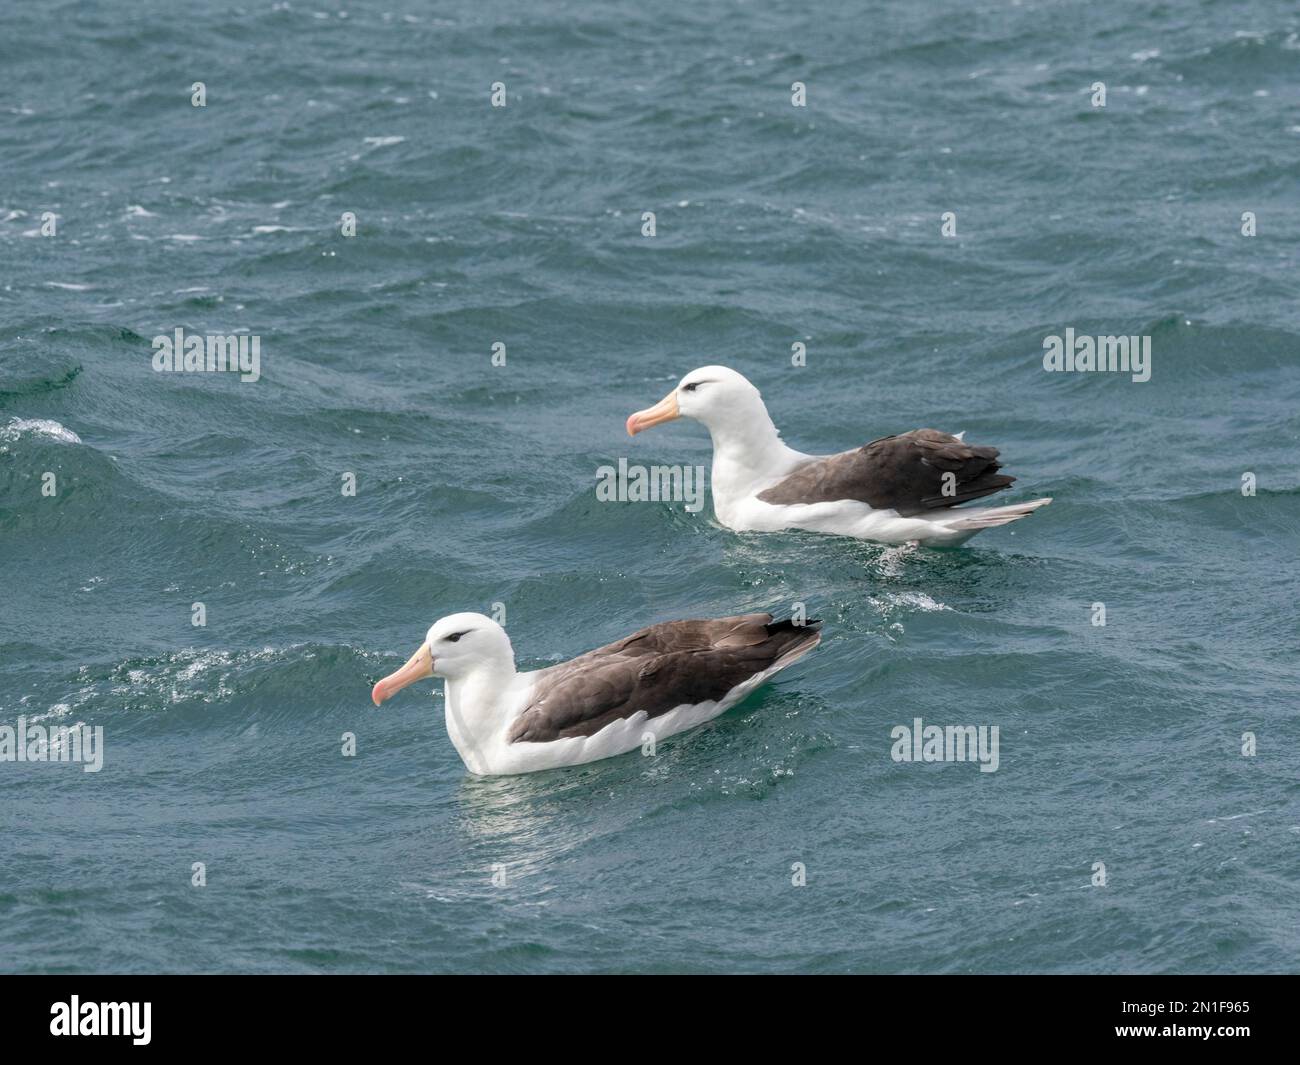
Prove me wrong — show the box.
[1,0,1298,974]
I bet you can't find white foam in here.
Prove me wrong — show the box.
[870,590,949,613]
[1,418,82,444]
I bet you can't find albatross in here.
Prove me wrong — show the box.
[370,611,821,775]
[627,365,1051,545]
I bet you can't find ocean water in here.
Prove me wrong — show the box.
[2,0,1298,975]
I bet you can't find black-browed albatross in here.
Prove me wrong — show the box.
[371,611,820,775]
[627,365,1051,545]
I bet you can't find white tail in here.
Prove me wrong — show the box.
[942,497,1053,531]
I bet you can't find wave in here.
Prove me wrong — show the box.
[0,417,82,444]
[0,365,82,400]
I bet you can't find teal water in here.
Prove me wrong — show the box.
[1,0,1298,974]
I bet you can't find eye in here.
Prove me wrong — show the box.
[444,630,471,643]
[683,382,699,392]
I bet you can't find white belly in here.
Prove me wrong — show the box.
[468,667,783,776]
[719,494,975,545]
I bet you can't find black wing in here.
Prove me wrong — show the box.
[508,615,820,743]
[757,429,1015,515]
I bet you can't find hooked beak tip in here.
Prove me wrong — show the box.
[371,642,434,708]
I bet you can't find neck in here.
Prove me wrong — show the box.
[442,658,517,774]
[706,404,802,502]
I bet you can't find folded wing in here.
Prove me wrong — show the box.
[508,614,820,743]
[757,429,1015,515]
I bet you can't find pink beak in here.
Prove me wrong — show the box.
[372,642,434,706]
[626,390,681,436]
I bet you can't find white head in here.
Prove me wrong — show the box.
[371,612,515,706]
[626,365,774,443]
